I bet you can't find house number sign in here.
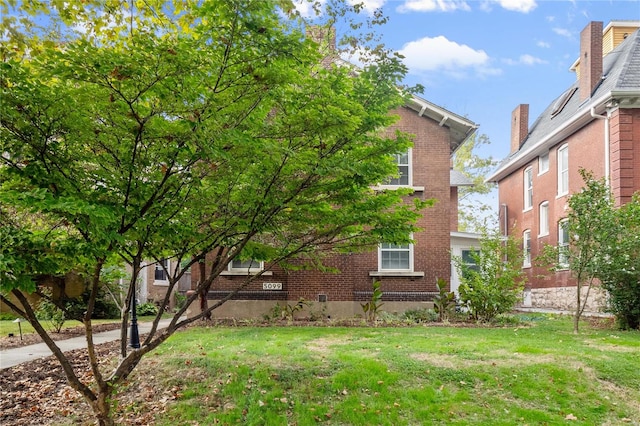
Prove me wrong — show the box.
[263,282,283,290]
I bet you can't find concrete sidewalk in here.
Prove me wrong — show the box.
[0,319,176,369]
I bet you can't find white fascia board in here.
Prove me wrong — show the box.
[486,92,616,183]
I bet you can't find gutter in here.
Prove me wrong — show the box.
[486,91,616,183]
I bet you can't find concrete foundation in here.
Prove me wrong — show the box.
[519,285,608,314]
[185,300,435,320]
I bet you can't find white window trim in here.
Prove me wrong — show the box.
[538,201,549,237]
[377,236,414,273]
[375,148,424,192]
[153,259,170,286]
[523,166,533,212]
[558,219,570,270]
[523,230,531,268]
[538,152,549,175]
[221,259,272,276]
[557,144,569,197]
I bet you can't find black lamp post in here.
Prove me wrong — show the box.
[129,285,140,349]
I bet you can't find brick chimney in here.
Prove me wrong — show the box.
[579,21,603,102]
[510,104,529,153]
[306,25,336,51]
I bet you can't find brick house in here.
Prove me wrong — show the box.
[488,20,640,312]
[179,95,478,319]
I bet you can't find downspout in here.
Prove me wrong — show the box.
[590,107,610,186]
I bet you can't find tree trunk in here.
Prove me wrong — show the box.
[199,260,211,320]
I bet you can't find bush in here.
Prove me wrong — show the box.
[35,288,67,333]
[403,308,438,323]
[0,311,18,320]
[136,302,159,317]
[453,231,525,322]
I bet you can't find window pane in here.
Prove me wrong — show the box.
[381,250,410,270]
[155,259,168,281]
[386,152,410,186]
[231,259,260,270]
[539,202,549,235]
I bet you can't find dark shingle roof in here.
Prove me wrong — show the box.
[488,27,640,182]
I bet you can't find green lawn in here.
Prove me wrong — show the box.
[129,314,640,425]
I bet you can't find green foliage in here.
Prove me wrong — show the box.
[35,288,67,333]
[453,231,525,322]
[0,311,19,321]
[594,193,640,329]
[433,278,456,322]
[538,170,640,331]
[453,133,499,232]
[264,299,312,322]
[0,0,428,424]
[174,292,187,311]
[361,280,384,322]
[402,307,438,323]
[136,302,159,317]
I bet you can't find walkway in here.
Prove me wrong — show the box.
[0,318,176,369]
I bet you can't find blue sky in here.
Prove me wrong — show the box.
[331,0,640,163]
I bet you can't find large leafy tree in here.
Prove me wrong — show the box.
[598,193,640,329]
[538,169,622,333]
[0,1,426,424]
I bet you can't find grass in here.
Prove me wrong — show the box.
[128,314,640,426]
[0,315,161,337]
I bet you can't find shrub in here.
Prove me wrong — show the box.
[36,288,67,333]
[361,280,384,322]
[136,302,159,317]
[403,308,438,323]
[453,231,525,322]
[433,278,456,322]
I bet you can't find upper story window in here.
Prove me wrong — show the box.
[558,219,570,269]
[387,150,411,186]
[523,230,531,268]
[524,167,533,211]
[539,201,549,237]
[154,259,169,283]
[557,145,569,196]
[229,258,263,273]
[538,152,549,174]
[379,240,413,272]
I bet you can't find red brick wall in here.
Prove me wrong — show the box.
[610,108,640,205]
[194,105,455,303]
[499,119,607,290]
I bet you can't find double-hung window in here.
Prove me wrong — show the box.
[557,145,569,196]
[379,241,413,272]
[558,219,570,268]
[539,201,549,237]
[523,230,531,268]
[387,150,411,186]
[229,259,263,273]
[524,167,533,211]
[154,259,169,283]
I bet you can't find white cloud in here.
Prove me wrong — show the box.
[552,27,573,38]
[398,35,500,77]
[348,0,387,14]
[397,0,471,13]
[479,0,537,13]
[495,0,537,13]
[294,0,325,18]
[503,54,548,66]
[536,40,550,48]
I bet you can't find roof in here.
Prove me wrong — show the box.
[405,94,478,154]
[450,169,474,187]
[488,26,640,182]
